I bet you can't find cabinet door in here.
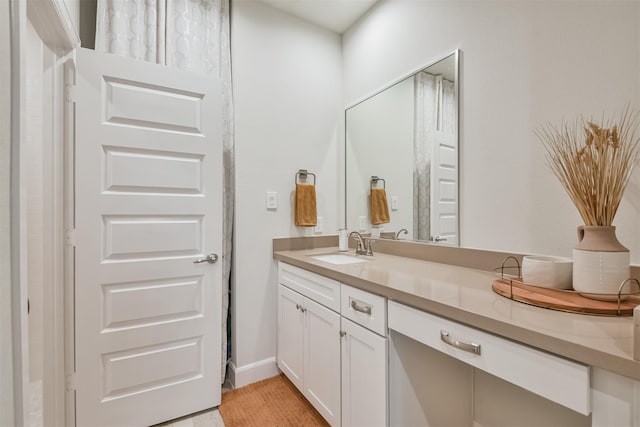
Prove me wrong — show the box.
[304,297,341,427]
[341,318,387,427]
[277,284,305,390]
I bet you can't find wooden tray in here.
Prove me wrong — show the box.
[492,278,640,316]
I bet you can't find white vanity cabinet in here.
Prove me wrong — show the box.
[275,251,640,427]
[340,284,388,427]
[277,263,341,426]
[277,284,305,390]
[277,263,389,427]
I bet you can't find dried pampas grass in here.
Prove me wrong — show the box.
[536,107,640,226]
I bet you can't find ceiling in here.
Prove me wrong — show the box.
[256,0,379,34]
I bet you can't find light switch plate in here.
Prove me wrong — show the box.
[314,216,323,234]
[266,192,277,210]
[391,196,399,211]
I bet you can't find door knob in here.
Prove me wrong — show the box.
[193,253,219,264]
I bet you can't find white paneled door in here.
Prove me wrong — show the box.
[430,130,458,246]
[73,48,223,426]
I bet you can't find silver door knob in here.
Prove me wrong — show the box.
[193,253,219,264]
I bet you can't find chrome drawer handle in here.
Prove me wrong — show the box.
[440,330,481,355]
[351,300,372,315]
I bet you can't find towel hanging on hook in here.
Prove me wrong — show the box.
[370,176,390,225]
[295,169,317,227]
[295,169,316,186]
[370,176,385,189]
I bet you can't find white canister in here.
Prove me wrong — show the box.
[521,255,573,289]
[338,229,348,252]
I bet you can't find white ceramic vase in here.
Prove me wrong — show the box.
[572,225,630,300]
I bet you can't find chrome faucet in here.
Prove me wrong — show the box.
[349,231,374,256]
[394,228,408,240]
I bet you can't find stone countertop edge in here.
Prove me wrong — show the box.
[273,247,640,382]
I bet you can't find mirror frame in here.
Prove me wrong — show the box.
[344,49,460,245]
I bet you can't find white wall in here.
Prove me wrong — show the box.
[343,0,640,262]
[231,1,343,384]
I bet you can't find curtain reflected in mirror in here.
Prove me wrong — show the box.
[413,71,457,244]
[346,51,459,246]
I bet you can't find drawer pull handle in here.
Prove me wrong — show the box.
[440,330,481,355]
[351,300,372,315]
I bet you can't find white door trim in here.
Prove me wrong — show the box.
[8,1,30,425]
[38,42,70,427]
[26,0,80,54]
[22,0,80,424]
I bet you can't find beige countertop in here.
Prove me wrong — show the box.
[274,247,639,381]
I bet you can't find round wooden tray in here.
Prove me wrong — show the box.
[492,277,640,316]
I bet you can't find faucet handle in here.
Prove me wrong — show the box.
[364,238,374,256]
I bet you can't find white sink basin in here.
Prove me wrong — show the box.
[310,253,369,265]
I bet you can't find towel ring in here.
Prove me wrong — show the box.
[296,169,316,186]
[370,176,385,189]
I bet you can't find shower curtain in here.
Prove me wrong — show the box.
[413,72,455,241]
[95,0,234,382]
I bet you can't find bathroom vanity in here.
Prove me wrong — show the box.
[274,245,639,427]
[277,262,387,426]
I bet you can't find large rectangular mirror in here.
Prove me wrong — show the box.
[346,50,459,245]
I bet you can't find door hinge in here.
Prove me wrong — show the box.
[65,84,77,103]
[65,373,76,391]
[65,228,76,247]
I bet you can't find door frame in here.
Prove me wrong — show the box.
[15,1,80,425]
[5,1,28,425]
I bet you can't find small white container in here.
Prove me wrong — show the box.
[522,255,573,290]
[338,229,348,252]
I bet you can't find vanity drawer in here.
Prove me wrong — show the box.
[279,262,341,312]
[388,301,590,415]
[341,284,386,336]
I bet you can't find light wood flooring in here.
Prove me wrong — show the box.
[155,408,225,427]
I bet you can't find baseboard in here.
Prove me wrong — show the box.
[228,357,280,389]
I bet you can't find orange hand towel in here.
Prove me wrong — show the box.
[295,183,317,227]
[370,188,390,225]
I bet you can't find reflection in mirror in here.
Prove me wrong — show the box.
[346,51,459,246]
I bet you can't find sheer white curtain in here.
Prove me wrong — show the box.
[95,0,234,382]
[439,77,456,134]
[413,72,435,241]
[413,72,455,241]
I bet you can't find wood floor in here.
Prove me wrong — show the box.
[155,408,225,427]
